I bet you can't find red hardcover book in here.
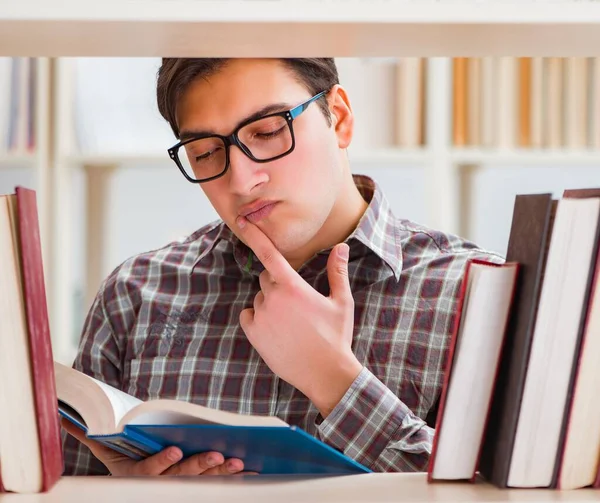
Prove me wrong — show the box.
[428,259,518,483]
[16,187,63,490]
[0,187,62,493]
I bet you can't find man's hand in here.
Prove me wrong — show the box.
[236,216,363,419]
[61,419,252,476]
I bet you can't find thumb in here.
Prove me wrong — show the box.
[327,243,352,303]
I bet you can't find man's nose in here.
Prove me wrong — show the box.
[227,144,269,196]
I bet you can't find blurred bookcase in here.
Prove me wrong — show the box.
[1,2,600,365]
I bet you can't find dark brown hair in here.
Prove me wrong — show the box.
[156,58,339,139]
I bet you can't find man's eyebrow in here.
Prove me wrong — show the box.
[179,102,291,141]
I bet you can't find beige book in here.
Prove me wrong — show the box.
[564,57,588,149]
[394,58,423,147]
[481,57,496,147]
[530,57,544,148]
[544,57,563,148]
[496,57,517,148]
[467,58,481,146]
[518,58,532,147]
[453,57,469,146]
[592,58,600,148]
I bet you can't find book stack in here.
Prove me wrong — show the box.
[428,188,600,490]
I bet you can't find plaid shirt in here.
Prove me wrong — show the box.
[62,174,503,475]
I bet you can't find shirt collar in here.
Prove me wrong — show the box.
[347,174,403,281]
[192,174,403,281]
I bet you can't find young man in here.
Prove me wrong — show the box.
[62,58,503,476]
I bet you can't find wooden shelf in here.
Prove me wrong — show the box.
[0,152,38,167]
[2,1,600,57]
[451,148,600,166]
[6,472,600,503]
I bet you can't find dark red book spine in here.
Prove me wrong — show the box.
[16,187,63,491]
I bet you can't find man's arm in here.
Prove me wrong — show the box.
[235,218,504,472]
[317,367,432,472]
[236,217,434,472]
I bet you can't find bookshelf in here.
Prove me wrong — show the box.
[0,5,599,499]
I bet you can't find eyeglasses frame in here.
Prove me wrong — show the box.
[167,90,328,184]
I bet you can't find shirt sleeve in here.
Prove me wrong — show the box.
[62,277,123,476]
[316,366,433,472]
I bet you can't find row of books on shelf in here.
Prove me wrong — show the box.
[4,56,600,158]
[453,57,600,150]
[0,58,36,155]
[428,187,600,490]
[2,183,600,493]
[373,56,600,150]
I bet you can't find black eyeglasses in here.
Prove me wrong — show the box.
[168,90,328,184]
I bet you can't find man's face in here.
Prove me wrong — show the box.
[175,59,350,258]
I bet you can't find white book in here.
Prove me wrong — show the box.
[592,58,600,148]
[480,57,496,147]
[467,58,481,147]
[496,57,517,149]
[544,57,563,148]
[529,57,544,148]
[508,197,600,488]
[429,260,518,481]
[564,57,588,149]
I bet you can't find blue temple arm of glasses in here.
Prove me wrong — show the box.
[289,90,327,119]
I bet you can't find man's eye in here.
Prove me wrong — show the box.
[195,148,219,162]
[255,126,286,139]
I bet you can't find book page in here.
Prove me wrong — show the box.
[54,361,142,433]
[93,379,143,425]
[120,399,288,429]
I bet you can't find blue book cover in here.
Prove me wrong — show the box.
[59,407,371,475]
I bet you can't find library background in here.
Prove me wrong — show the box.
[1,56,600,365]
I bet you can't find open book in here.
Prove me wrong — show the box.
[55,362,370,475]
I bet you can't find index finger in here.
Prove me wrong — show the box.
[235,216,296,283]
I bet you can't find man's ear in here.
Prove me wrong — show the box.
[327,84,353,149]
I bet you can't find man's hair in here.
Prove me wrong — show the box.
[156,58,339,139]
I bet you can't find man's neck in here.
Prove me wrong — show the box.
[286,174,369,271]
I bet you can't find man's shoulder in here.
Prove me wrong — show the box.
[395,217,505,270]
[103,219,226,288]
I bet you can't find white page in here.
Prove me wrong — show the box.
[93,379,143,426]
